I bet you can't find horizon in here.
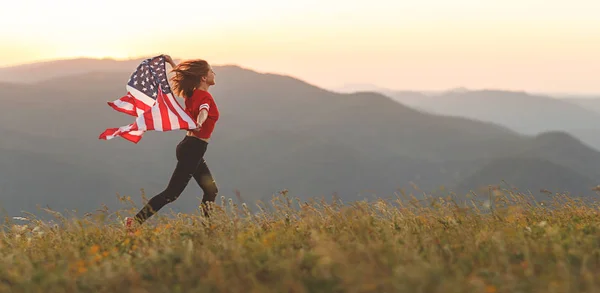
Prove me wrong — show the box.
[1,55,599,98]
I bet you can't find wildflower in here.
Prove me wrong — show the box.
[262,232,276,246]
[71,259,87,275]
[89,245,100,255]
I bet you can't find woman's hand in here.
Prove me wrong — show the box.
[164,55,176,67]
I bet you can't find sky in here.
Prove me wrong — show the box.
[1,0,599,94]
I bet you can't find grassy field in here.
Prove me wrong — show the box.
[2,189,600,292]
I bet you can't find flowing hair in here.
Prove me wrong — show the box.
[169,59,210,98]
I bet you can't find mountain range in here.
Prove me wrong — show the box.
[0,58,599,218]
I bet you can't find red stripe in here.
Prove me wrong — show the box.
[128,121,139,132]
[98,128,119,140]
[120,132,143,144]
[157,92,171,131]
[133,98,152,113]
[99,124,142,143]
[163,92,190,129]
[143,107,155,131]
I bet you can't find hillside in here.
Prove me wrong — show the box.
[389,90,600,135]
[455,131,600,198]
[0,59,599,217]
[455,157,597,200]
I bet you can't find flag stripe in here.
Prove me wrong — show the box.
[108,98,136,116]
[126,85,156,107]
[169,92,197,127]
[158,91,172,131]
[126,86,155,116]
[145,107,157,131]
[163,92,188,129]
[120,132,143,143]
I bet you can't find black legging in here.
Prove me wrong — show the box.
[134,135,218,224]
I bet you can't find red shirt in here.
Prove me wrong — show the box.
[185,90,219,140]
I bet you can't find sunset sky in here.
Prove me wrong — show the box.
[1,0,599,93]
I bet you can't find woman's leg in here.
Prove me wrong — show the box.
[134,137,206,224]
[193,158,218,217]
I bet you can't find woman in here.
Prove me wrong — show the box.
[126,55,219,231]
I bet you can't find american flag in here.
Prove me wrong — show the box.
[98,55,197,143]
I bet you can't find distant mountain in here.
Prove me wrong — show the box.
[564,98,600,115]
[519,131,600,179]
[378,89,600,154]
[388,90,600,135]
[455,157,596,200]
[332,83,445,97]
[0,59,598,218]
[0,58,149,84]
[455,131,600,198]
[333,83,395,94]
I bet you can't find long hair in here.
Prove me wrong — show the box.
[169,59,210,98]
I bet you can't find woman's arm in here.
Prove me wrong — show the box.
[188,109,208,134]
[193,99,211,130]
[195,109,208,128]
[164,55,176,68]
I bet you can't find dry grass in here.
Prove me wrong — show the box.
[2,189,600,292]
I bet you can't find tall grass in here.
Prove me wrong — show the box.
[2,188,600,292]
